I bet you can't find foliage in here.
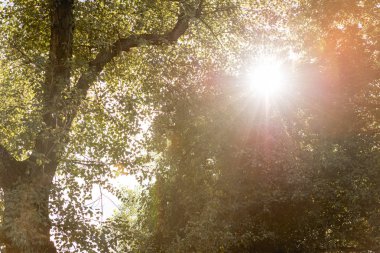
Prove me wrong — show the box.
[107,1,380,252]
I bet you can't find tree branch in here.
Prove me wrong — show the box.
[58,2,204,131]
[73,1,203,109]
[10,44,45,71]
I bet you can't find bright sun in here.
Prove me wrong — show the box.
[247,57,286,98]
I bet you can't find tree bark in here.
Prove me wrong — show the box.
[2,171,56,253]
[0,145,56,252]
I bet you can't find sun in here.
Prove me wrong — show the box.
[247,57,286,98]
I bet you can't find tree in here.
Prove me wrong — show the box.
[0,0,210,252]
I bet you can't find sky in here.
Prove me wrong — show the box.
[90,174,140,219]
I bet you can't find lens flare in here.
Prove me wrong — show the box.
[247,57,286,98]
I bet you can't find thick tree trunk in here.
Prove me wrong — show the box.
[1,1,76,249]
[1,162,56,253]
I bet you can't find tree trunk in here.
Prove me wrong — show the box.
[0,0,76,249]
[1,162,56,253]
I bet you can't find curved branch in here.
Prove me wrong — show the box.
[73,1,203,104]
[61,3,203,129]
